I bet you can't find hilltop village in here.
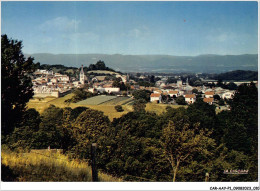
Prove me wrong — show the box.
[31,61,258,108]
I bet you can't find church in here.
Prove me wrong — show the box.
[79,65,87,85]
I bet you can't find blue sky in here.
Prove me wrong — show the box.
[1,1,258,56]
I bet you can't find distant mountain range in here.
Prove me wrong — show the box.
[25,53,258,73]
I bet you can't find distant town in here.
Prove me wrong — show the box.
[31,61,258,111]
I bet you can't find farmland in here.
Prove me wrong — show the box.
[97,96,132,105]
[76,95,117,105]
[27,94,184,120]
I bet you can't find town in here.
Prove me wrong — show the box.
[31,61,258,110]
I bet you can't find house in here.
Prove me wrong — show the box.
[184,94,196,104]
[153,90,162,94]
[221,91,235,99]
[205,91,214,98]
[168,90,179,97]
[150,93,162,103]
[203,98,214,105]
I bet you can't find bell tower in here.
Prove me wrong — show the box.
[80,65,85,85]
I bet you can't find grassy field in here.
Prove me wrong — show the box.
[99,96,132,105]
[27,93,186,120]
[76,95,117,105]
[145,103,187,115]
[27,93,133,120]
[1,148,121,182]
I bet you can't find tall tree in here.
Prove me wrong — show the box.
[1,35,37,135]
[162,120,215,181]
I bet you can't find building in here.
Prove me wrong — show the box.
[177,79,182,87]
[203,98,214,105]
[184,94,196,104]
[80,65,86,85]
[205,91,214,98]
[150,93,162,103]
[168,90,179,97]
[221,91,235,99]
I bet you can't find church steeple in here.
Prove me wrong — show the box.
[80,65,85,84]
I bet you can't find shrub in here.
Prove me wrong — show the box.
[115,105,124,112]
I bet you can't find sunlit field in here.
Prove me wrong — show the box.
[1,148,121,182]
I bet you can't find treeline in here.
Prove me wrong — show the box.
[213,70,258,81]
[37,61,115,73]
[3,83,258,182]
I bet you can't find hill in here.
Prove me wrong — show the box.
[25,53,258,73]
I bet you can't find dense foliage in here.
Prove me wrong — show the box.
[1,35,37,136]
[65,88,96,103]
[88,60,115,72]
[213,70,258,81]
[132,90,151,102]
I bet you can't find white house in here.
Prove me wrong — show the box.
[184,94,196,104]
[221,91,235,99]
[150,93,162,103]
[96,87,120,93]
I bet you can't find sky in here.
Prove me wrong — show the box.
[1,1,258,56]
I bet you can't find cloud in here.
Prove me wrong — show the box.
[39,16,81,32]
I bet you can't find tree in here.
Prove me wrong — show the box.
[113,77,127,91]
[227,82,237,90]
[71,109,111,159]
[132,90,151,102]
[1,35,37,135]
[115,105,124,112]
[225,83,258,154]
[192,89,198,94]
[33,105,64,149]
[162,120,215,181]
[133,99,146,113]
[6,109,41,150]
[175,96,186,105]
[66,88,95,103]
[213,94,221,100]
[218,99,225,106]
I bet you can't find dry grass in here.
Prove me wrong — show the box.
[1,149,121,182]
[145,103,187,114]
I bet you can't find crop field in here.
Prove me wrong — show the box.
[27,93,187,121]
[76,95,117,105]
[100,96,132,105]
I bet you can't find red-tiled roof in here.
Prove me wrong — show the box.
[151,93,161,97]
[203,98,214,103]
[205,91,214,95]
[169,90,178,94]
[185,94,196,98]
